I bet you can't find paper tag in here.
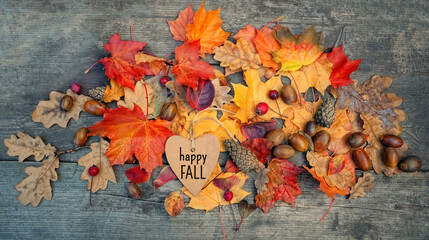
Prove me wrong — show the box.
[165,134,219,196]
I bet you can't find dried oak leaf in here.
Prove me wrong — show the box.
[210,78,233,108]
[168,4,195,42]
[213,38,261,72]
[99,33,149,90]
[306,151,332,178]
[348,173,375,199]
[15,155,59,207]
[185,2,230,55]
[335,75,405,132]
[172,41,215,91]
[88,104,175,175]
[272,25,323,72]
[32,89,91,128]
[253,26,281,70]
[117,80,154,115]
[165,191,185,217]
[256,159,303,213]
[78,138,116,192]
[146,75,172,118]
[103,79,124,103]
[361,112,407,177]
[327,45,362,89]
[4,132,56,162]
[182,164,249,212]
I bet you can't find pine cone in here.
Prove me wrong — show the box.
[224,140,264,173]
[315,97,336,128]
[88,86,106,101]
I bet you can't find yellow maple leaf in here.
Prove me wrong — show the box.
[182,163,250,212]
[282,99,322,136]
[281,54,333,95]
[272,25,323,72]
[179,110,219,140]
[232,69,287,123]
[185,2,230,55]
[315,108,351,140]
[103,79,124,103]
[206,118,240,152]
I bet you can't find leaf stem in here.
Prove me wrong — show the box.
[236,211,246,231]
[262,16,285,30]
[130,22,135,41]
[89,176,93,206]
[84,60,101,74]
[141,81,149,119]
[229,201,238,229]
[319,198,335,222]
[219,204,225,240]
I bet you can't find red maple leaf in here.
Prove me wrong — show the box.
[327,45,363,89]
[172,41,215,90]
[167,3,195,41]
[255,159,303,213]
[241,138,273,165]
[100,33,151,90]
[88,104,175,175]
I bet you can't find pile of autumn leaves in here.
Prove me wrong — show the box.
[4,2,406,218]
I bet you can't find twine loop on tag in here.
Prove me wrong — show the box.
[189,108,239,151]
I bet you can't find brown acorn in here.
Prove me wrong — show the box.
[312,130,331,152]
[304,121,317,137]
[265,129,285,146]
[280,84,297,105]
[399,156,422,172]
[348,132,367,148]
[84,100,106,116]
[384,147,399,167]
[288,133,309,152]
[159,102,177,121]
[60,95,74,112]
[73,127,88,147]
[352,148,371,171]
[380,134,403,148]
[273,145,295,159]
[126,182,142,199]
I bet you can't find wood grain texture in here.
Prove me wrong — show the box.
[0,0,428,239]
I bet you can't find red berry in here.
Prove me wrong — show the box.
[159,76,171,86]
[88,165,99,176]
[256,102,268,115]
[70,83,81,93]
[268,90,279,100]
[224,190,233,201]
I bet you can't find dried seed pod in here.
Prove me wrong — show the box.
[352,148,371,171]
[280,84,297,105]
[73,127,89,147]
[384,147,399,167]
[312,130,331,152]
[126,182,142,199]
[380,134,403,148]
[305,121,317,137]
[273,144,295,159]
[399,156,422,172]
[265,129,285,146]
[84,100,106,116]
[60,95,74,112]
[288,133,309,152]
[348,132,367,148]
[159,102,177,121]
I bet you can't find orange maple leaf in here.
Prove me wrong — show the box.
[185,2,230,55]
[253,26,281,70]
[88,104,175,175]
[99,33,150,90]
[172,41,215,90]
[167,3,195,41]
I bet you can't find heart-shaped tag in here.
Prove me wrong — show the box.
[165,134,219,196]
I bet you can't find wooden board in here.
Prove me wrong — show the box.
[0,0,428,239]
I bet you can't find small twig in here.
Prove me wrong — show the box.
[268,105,288,119]
[141,81,149,119]
[236,211,246,231]
[219,205,226,240]
[57,146,90,155]
[319,198,335,222]
[229,202,238,229]
[288,71,304,105]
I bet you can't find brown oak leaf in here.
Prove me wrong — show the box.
[213,38,261,72]
[146,75,172,118]
[117,80,154,115]
[15,155,59,207]
[32,90,91,128]
[210,78,233,108]
[334,75,405,132]
[78,138,117,193]
[306,151,331,177]
[4,132,56,162]
[348,173,375,199]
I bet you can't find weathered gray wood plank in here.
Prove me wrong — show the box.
[0,0,428,239]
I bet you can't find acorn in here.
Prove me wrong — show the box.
[348,132,367,148]
[399,156,422,172]
[288,133,309,152]
[60,95,74,112]
[84,100,106,116]
[265,129,285,146]
[159,102,177,121]
[304,121,317,137]
[352,148,371,171]
[380,134,403,148]
[73,127,89,147]
[280,84,297,105]
[384,147,399,167]
[273,144,295,159]
[312,130,331,152]
[126,182,142,199]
